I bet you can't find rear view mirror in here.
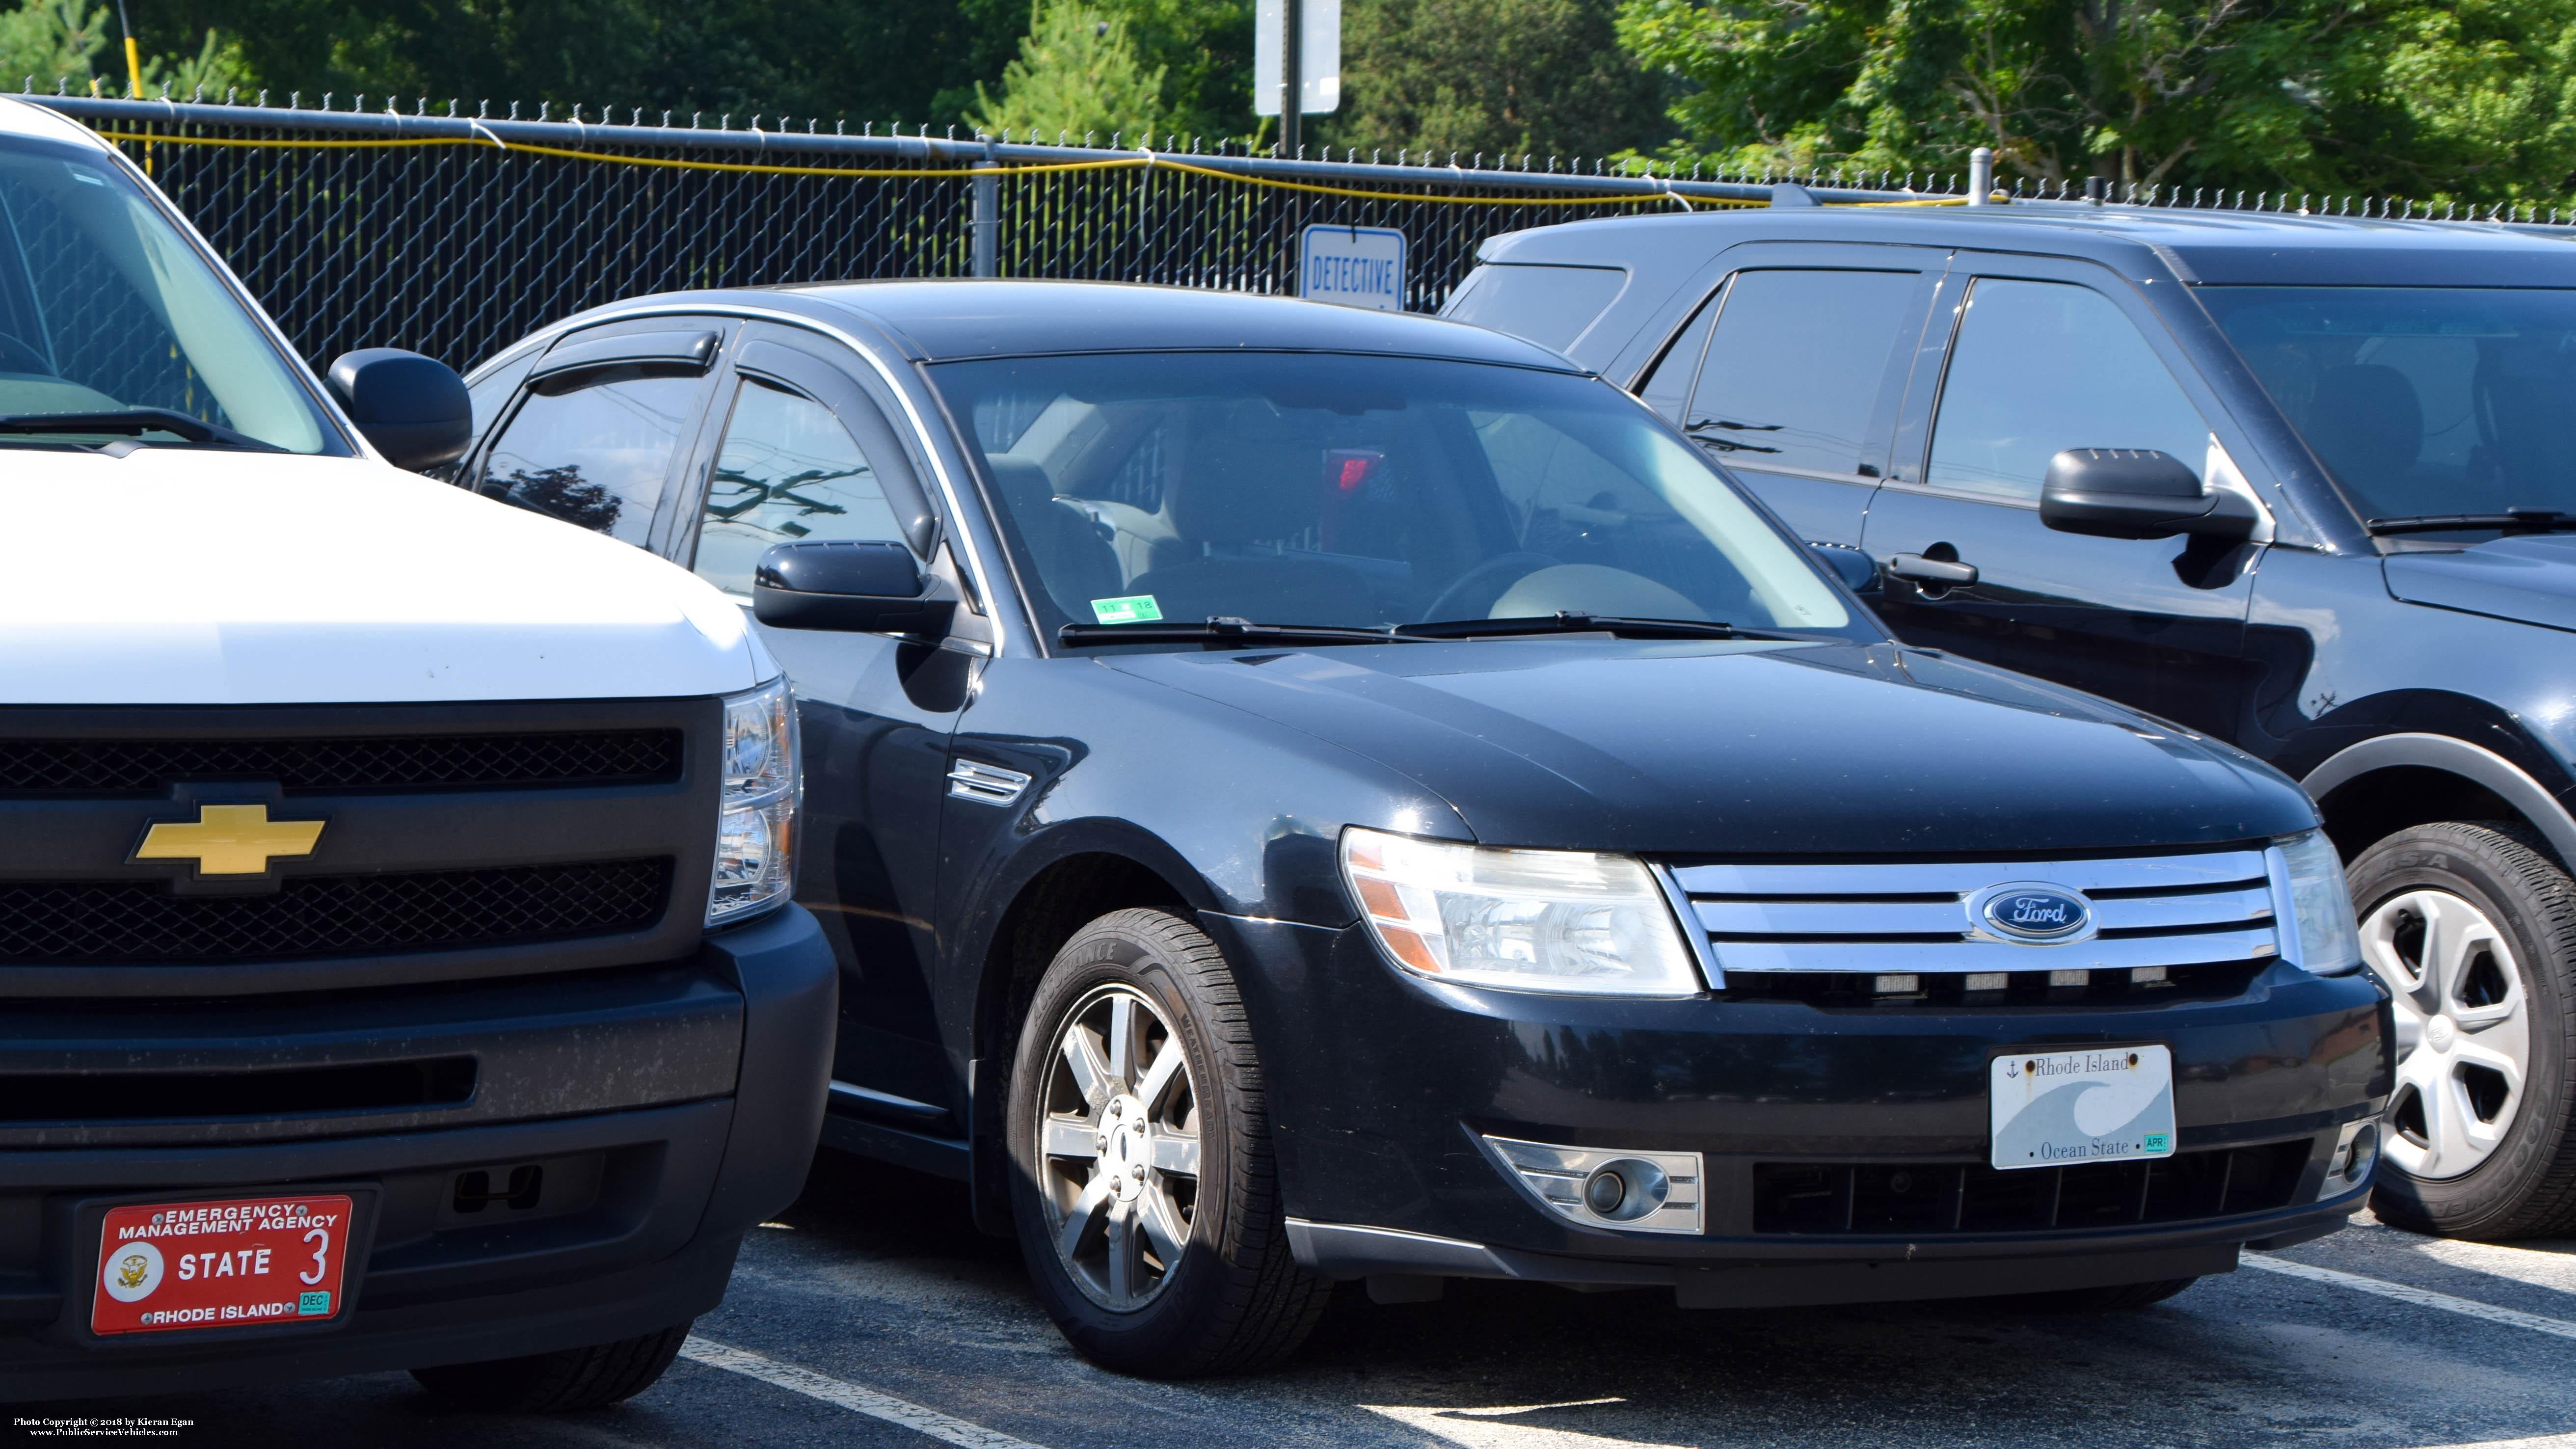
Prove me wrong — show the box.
[2039,449,2256,541]
[1808,541,1879,594]
[752,540,954,634]
[325,349,471,473]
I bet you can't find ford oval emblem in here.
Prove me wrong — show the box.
[1976,884,2093,942]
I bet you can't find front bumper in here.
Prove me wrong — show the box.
[0,905,833,1400]
[1208,914,2388,1306]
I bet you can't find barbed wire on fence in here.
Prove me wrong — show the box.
[13,90,2565,372]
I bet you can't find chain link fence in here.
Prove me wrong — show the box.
[24,92,2554,375]
[18,94,1817,371]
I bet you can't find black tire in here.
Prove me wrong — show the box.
[409,1322,690,1411]
[1006,908,1328,1376]
[2353,822,2576,1238]
[2005,1277,2200,1312]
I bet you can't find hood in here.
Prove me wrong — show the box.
[1107,638,2312,855]
[0,450,771,704]
[2385,533,2576,633]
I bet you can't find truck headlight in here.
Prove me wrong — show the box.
[707,677,799,927]
[2269,828,2361,975]
[1340,827,1705,996]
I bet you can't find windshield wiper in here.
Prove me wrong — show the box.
[1396,613,1795,642]
[1057,617,1424,649]
[0,409,280,452]
[2366,509,2576,536]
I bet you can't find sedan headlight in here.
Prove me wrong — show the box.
[2269,828,2361,975]
[707,676,799,926]
[1340,827,1705,996]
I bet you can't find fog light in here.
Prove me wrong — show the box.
[1484,1136,1701,1234]
[1584,1168,1626,1215]
[2326,1118,2380,1195]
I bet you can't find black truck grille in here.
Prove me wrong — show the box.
[1752,1141,2311,1234]
[0,860,672,963]
[0,731,681,795]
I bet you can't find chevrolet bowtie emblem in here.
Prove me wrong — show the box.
[134,804,327,876]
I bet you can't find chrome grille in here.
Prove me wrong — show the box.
[1670,849,2280,981]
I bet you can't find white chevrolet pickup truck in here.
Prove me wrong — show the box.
[0,96,833,1409]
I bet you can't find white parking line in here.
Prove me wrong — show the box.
[2246,1253,2576,1341]
[680,1337,1055,1449]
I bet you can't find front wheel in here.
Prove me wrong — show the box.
[2353,822,2576,1237]
[1006,908,1327,1376]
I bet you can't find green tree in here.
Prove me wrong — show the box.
[971,1,1166,142]
[1323,0,1667,161]
[2,0,244,97]
[1616,0,2576,205]
[1100,0,1255,141]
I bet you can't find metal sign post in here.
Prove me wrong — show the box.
[1255,0,1341,146]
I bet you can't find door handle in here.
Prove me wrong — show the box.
[1886,553,1979,587]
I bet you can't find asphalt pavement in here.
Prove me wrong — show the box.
[18,1149,2576,1448]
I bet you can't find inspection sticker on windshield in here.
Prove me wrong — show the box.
[1990,1046,2174,1171]
[1091,595,1163,624]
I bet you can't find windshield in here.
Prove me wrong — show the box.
[0,129,332,452]
[933,351,1858,642]
[2200,286,2576,528]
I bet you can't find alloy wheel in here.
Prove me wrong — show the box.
[1034,985,1202,1312]
[2363,888,2533,1181]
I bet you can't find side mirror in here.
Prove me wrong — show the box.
[2039,448,2256,541]
[1808,541,1879,594]
[325,349,471,472]
[751,540,954,634]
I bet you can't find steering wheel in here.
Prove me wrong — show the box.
[0,330,53,377]
[1421,552,1559,622]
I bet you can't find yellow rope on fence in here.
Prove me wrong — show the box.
[81,127,1802,209]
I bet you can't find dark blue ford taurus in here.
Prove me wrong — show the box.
[457,281,2385,1375]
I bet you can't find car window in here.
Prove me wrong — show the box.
[1635,289,1720,423]
[476,372,698,546]
[691,376,907,596]
[1686,270,1919,475]
[0,129,331,452]
[1443,265,1628,352]
[2197,285,2576,525]
[1927,279,2210,502]
[935,350,1859,639]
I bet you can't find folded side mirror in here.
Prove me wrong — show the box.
[2039,448,2256,541]
[325,349,471,473]
[751,540,955,634]
[1808,541,1879,594]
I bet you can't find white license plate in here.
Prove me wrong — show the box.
[1990,1046,2176,1171]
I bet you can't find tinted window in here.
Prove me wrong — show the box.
[1928,279,2208,501]
[1636,289,1720,422]
[934,351,1857,639]
[478,372,698,546]
[2198,285,2576,524]
[1444,265,1627,351]
[1687,270,1918,474]
[692,377,905,596]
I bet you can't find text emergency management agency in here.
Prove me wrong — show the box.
[90,1195,353,1336]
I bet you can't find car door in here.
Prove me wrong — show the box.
[669,321,979,1132]
[465,316,734,551]
[1633,244,1940,546]
[1859,257,2264,738]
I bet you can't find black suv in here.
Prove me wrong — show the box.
[457,281,2383,1375]
[1452,199,2576,1240]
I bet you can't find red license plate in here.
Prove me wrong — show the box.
[91,1194,353,1336]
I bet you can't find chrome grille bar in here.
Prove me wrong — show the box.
[1670,850,2281,978]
